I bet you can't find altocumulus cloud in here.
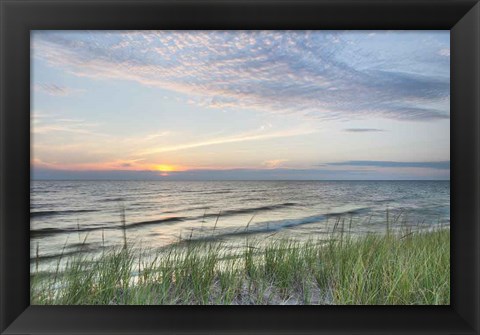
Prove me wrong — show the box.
[32,30,450,121]
[34,83,84,96]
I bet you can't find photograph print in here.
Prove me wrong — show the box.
[30,30,450,305]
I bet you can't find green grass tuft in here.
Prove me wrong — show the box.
[31,226,450,305]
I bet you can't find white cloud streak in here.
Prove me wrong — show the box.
[137,128,316,156]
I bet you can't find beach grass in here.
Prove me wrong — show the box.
[31,223,450,305]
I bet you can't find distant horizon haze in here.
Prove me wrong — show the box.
[32,160,450,181]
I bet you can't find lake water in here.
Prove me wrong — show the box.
[30,180,450,271]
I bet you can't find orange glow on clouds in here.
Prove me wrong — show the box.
[32,158,187,173]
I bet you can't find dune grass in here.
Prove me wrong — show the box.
[31,224,450,305]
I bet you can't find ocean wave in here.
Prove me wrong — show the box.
[180,214,328,243]
[127,217,185,229]
[197,202,298,219]
[163,205,211,214]
[99,197,127,202]
[242,197,267,201]
[30,226,107,237]
[255,214,328,231]
[373,198,395,204]
[30,209,98,218]
[200,190,233,195]
[181,207,373,242]
[31,215,185,237]
[324,206,371,217]
[30,205,370,239]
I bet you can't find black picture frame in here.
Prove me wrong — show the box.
[1,0,479,334]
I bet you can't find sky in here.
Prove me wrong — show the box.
[31,30,450,180]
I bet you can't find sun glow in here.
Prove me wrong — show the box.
[153,164,182,172]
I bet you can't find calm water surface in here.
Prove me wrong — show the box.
[30,180,450,271]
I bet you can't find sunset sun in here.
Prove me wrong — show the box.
[153,164,182,172]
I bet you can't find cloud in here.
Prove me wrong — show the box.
[32,117,101,136]
[326,160,450,170]
[33,124,96,135]
[34,83,84,96]
[344,128,383,133]
[32,31,450,122]
[31,157,156,172]
[137,127,316,156]
[438,48,450,57]
[262,159,288,168]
